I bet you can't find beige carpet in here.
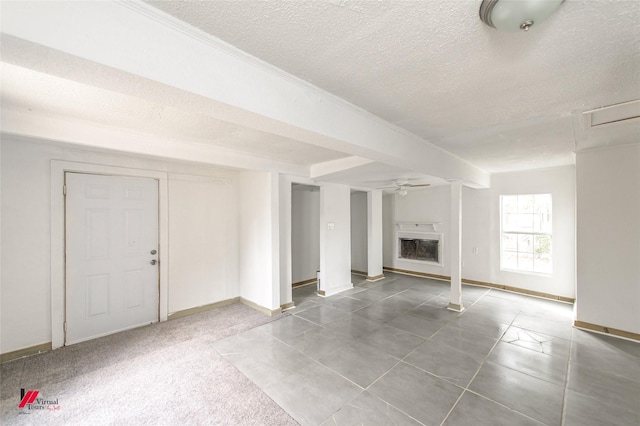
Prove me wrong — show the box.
[1,303,298,425]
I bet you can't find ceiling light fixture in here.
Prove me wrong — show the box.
[479,0,565,32]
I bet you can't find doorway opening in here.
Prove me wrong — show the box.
[350,190,368,276]
[291,183,320,295]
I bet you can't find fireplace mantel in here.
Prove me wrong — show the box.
[395,222,441,232]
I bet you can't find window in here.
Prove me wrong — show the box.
[500,194,552,274]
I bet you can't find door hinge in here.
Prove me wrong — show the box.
[64,322,67,333]
[63,184,67,196]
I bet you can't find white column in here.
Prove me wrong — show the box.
[278,175,293,310]
[448,180,464,312]
[367,190,385,281]
[269,172,281,311]
[319,184,353,296]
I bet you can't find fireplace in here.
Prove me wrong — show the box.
[396,223,443,266]
[399,238,439,262]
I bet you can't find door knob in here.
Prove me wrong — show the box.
[150,259,157,265]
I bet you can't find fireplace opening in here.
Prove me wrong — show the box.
[399,238,439,263]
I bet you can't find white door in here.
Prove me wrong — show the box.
[65,172,159,345]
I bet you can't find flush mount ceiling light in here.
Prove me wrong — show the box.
[479,0,565,32]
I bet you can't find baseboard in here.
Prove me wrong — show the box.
[292,278,317,288]
[351,270,367,276]
[574,320,640,342]
[461,278,575,303]
[280,301,295,311]
[240,298,282,317]
[366,274,385,282]
[1,342,52,363]
[320,283,354,297]
[447,302,465,312]
[2,297,281,362]
[168,297,241,320]
[383,267,575,303]
[383,267,451,282]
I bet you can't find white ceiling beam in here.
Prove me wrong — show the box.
[1,107,307,176]
[1,1,490,188]
[310,156,375,179]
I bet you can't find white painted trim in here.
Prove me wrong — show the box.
[50,160,169,349]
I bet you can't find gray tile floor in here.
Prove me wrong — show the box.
[214,272,640,426]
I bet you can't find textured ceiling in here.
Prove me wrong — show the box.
[147,0,640,172]
[2,0,638,186]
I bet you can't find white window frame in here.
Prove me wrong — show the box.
[500,194,552,275]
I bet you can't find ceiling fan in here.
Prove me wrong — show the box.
[377,179,430,196]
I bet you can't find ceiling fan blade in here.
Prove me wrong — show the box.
[376,185,398,189]
[407,184,431,187]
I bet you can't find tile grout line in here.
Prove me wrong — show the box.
[321,286,450,426]
[559,331,575,426]
[439,303,520,425]
[288,281,577,425]
[315,284,493,424]
[360,357,428,426]
[308,320,432,426]
[457,388,549,425]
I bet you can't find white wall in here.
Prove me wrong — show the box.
[350,191,368,273]
[460,186,492,283]
[383,166,576,299]
[291,185,320,283]
[484,167,576,299]
[168,175,237,313]
[0,137,240,354]
[387,186,452,277]
[237,170,280,311]
[576,143,640,334]
[319,183,352,296]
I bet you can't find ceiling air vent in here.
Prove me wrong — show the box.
[584,100,640,128]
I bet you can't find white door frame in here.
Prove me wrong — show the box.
[51,160,169,350]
